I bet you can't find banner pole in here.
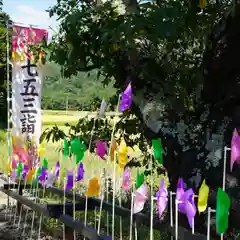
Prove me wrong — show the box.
[6,19,11,219]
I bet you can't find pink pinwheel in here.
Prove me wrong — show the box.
[11,160,17,169]
[156,179,168,218]
[176,179,197,228]
[230,128,240,171]
[119,82,133,112]
[133,184,148,214]
[95,140,107,160]
[122,167,131,191]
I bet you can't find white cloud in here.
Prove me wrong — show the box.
[11,5,57,39]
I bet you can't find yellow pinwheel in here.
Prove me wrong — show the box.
[198,179,209,213]
[118,138,128,169]
[200,0,207,9]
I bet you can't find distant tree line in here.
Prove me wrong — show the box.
[42,63,117,111]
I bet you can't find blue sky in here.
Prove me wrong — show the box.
[3,0,58,38]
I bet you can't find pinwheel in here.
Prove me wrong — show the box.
[42,158,48,170]
[152,139,164,164]
[22,164,29,180]
[63,137,69,158]
[156,179,168,218]
[99,98,107,118]
[17,161,23,177]
[133,183,148,214]
[86,176,100,197]
[37,143,46,157]
[198,179,209,213]
[216,188,230,235]
[119,82,132,112]
[135,169,144,190]
[76,162,84,182]
[110,138,117,162]
[11,159,17,169]
[38,168,47,186]
[55,161,60,179]
[66,170,74,191]
[122,167,131,191]
[7,161,11,174]
[11,170,17,181]
[230,128,240,171]
[26,169,35,183]
[95,140,107,160]
[45,171,54,188]
[118,138,128,168]
[70,138,87,164]
[176,179,197,228]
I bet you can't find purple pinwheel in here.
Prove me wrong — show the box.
[119,82,133,112]
[176,178,185,214]
[22,165,29,180]
[11,171,17,181]
[66,170,74,191]
[38,168,47,186]
[76,162,84,182]
[176,178,197,228]
[156,179,168,218]
[55,161,60,178]
[95,140,107,160]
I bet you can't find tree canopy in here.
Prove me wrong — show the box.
[47,0,240,237]
[0,1,9,126]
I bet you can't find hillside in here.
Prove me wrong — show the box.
[42,62,117,111]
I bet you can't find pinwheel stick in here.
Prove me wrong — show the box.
[84,196,88,240]
[150,196,157,240]
[112,152,117,239]
[223,146,231,191]
[192,195,198,235]
[106,94,120,235]
[221,146,231,240]
[175,199,178,240]
[97,194,104,234]
[207,207,216,240]
[129,193,135,240]
[170,191,176,229]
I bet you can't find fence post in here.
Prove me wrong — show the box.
[65,202,74,240]
[17,183,23,215]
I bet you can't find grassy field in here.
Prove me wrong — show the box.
[0,110,118,182]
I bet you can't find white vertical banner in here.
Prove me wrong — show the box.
[11,25,48,168]
[12,59,42,140]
